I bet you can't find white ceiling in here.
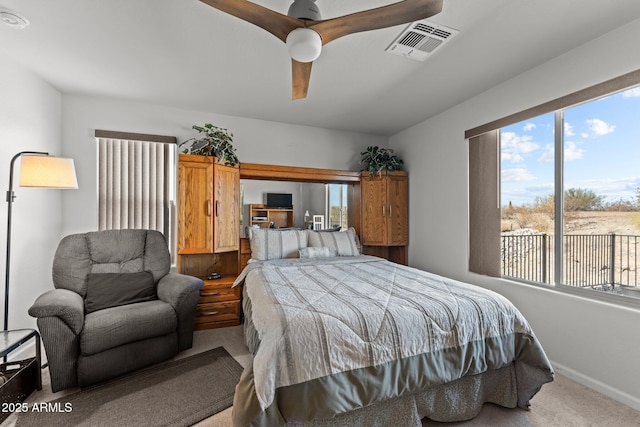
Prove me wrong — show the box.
[2,1,640,136]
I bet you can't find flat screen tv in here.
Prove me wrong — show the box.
[266,193,293,209]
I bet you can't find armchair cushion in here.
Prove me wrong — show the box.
[84,271,156,314]
[81,300,177,355]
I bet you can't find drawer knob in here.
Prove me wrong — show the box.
[201,311,220,316]
[201,291,221,296]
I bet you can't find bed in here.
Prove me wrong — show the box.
[231,228,554,426]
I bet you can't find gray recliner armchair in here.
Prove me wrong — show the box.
[29,229,204,392]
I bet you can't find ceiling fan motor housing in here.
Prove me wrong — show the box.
[287,0,321,20]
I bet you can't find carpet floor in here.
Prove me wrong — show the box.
[14,346,243,427]
[3,326,639,427]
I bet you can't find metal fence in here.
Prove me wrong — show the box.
[501,233,640,287]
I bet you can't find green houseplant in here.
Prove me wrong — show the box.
[359,146,404,176]
[180,123,239,166]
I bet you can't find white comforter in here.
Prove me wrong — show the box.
[235,256,549,411]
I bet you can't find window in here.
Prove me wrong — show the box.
[326,183,349,230]
[500,89,640,297]
[96,130,177,251]
[468,69,640,304]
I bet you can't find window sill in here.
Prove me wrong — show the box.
[501,275,640,310]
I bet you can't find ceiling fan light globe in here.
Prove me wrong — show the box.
[286,28,322,63]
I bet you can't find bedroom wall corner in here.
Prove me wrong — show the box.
[0,54,64,330]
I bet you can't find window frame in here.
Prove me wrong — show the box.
[467,68,640,309]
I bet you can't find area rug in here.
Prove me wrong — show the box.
[16,346,243,427]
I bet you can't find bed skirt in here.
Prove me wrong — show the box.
[235,287,549,426]
[233,360,524,426]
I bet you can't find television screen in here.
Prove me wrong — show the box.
[266,193,293,208]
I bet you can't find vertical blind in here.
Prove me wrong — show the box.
[96,131,176,236]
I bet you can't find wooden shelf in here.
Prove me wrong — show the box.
[249,204,294,228]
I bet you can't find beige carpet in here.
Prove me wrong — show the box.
[4,326,639,427]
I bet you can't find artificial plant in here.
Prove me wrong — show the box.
[180,123,239,166]
[359,146,404,176]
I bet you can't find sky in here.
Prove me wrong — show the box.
[500,86,640,206]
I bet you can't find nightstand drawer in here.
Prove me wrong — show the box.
[196,301,240,324]
[199,286,240,303]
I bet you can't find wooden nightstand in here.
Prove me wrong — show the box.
[195,275,241,330]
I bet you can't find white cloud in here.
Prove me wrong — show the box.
[538,144,553,163]
[502,152,523,162]
[501,132,539,153]
[564,122,574,136]
[564,141,584,161]
[501,131,540,164]
[537,141,584,162]
[586,118,615,136]
[523,122,536,131]
[502,168,536,182]
[568,176,640,201]
[622,87,640,98]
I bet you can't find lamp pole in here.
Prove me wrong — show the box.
[4,151,48,331]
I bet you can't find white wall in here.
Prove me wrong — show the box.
[391,19,640,409]
[0,55,64,330]
[61,95,387,235]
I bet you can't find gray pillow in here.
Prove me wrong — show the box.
[84,271,156,314]
[250,228,309,260]
[299,246,337,259]
[308,227,360,256]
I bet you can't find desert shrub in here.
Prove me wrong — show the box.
[604,198,639,212]
[533,194,554,219]
[564,188,604,211]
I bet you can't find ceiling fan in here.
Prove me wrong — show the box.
[199,0,444,100]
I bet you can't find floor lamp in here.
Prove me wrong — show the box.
[4,152,78,331]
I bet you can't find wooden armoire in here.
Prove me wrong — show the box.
[177,154,241,329]
[360,170,408,265]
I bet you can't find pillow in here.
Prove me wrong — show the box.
[84,271,157,314]
[308,227,360,256]
[299,246,337,259]
[250,228,309,260]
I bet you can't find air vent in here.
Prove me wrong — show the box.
[386,20,458,61]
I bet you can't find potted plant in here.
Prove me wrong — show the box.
[180,123,239,166]
[359,146,403,176]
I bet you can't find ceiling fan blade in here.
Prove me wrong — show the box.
[310,0,444,45]
[292,59,313,100]
[199,0,302,43]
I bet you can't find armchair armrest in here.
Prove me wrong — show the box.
[28,289,84,335]
[157,273,204,351]
[157,273,204,309]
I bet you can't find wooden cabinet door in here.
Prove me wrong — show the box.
[213,163,240,253]
[386,174,408,246]
[178,155,213,254]
[360,174,387,246]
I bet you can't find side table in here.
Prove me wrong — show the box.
[0,329,42,422]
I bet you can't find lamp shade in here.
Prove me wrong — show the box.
[286,28,322,63]
[19,155,78,189]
